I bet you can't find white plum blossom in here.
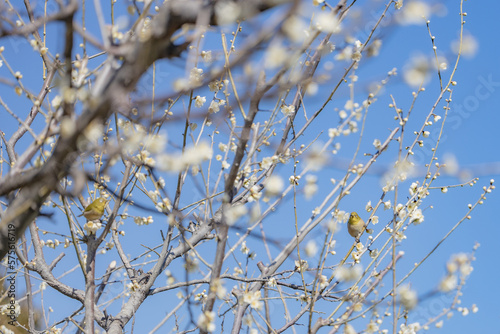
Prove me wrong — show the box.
[304,240,318,257]
[84,221,102,234]
[218,143,228,152]
[208,99,226,113]
[201,50,212,63]
[410,208,424,225]
[221,160,230,169]
[294,259,309,272]
[398,285,418,310]
[318,274,328,289]
[399,322,421,334]
[283,16,307,42]
[314,12,341,33]
[396,1,431,25]
[334,265,362,282]
[265,175,284,197]
[243,290,263,310]
[0,300,21,318]
[197,311,216,332]
[215,1,240,24]
[225,204,248,226]
[156,142,212,172]
[189,67,204,86]
[281,104,296,116]
[304,175,318,199]
[328,128,340,138]
[240,241,250,255]
[194,95,206,107]
[248,185,262,202]
[403,54,431,88]
[134,216,153,225]
[439,275,458,292]
[265,43,288,69]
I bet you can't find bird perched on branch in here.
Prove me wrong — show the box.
[348,212,365,239]
[79,197,109,221]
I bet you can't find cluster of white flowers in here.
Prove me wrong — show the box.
[294,259,309,273]
[200,50,212,63]
[409,208,424,225]
[194,95,206,107]
[117,120,166,158]
[332,210,349,224]
[439,252,474,292]
[282,16,308,42]
[0,300,20,318]
[197,311,216,332]
[396,1,430,25]
[215,1,240,24]
[208,99,226,113]
[156,142,212,172]
[243,290,263,310]
[314,12,341,33]
[382,159,415,192]
[260,155,279,169]
[208,79,226,92]
[221,160,231,169]
[403,54,432,88]
[0,325,14,334]
[280,104,296,117]
[134,216,153,226]
[398,285,418,310]
[84,221,102,234]
[289,175,301,185]
[328,127,340,138]
[240,241,250,255]
[452,33,478,58]
[47,327,62,334]
[399,322,421,334]
[265,43,289,69]
[365,320,379,333]
[189,67,204,86]
[265,175,284,197]
[212,279,227,300]
[138,16,152,41]
[304,240,318,257]
[266,277,277,287]
[247,185,262,202]
[125,280,141,295]
[304,175,318,199]
[318,274,328,289]
[351,40,363,62]
[225,204,248,226]
[234,267,244,276]
[183,253,199,273]
[155,198,172,213]
[305,147,328,171]
[42,239,61,249]
[334,265,362,282]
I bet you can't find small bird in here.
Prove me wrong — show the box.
[80,197,109,221]
[348,212,365,239]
